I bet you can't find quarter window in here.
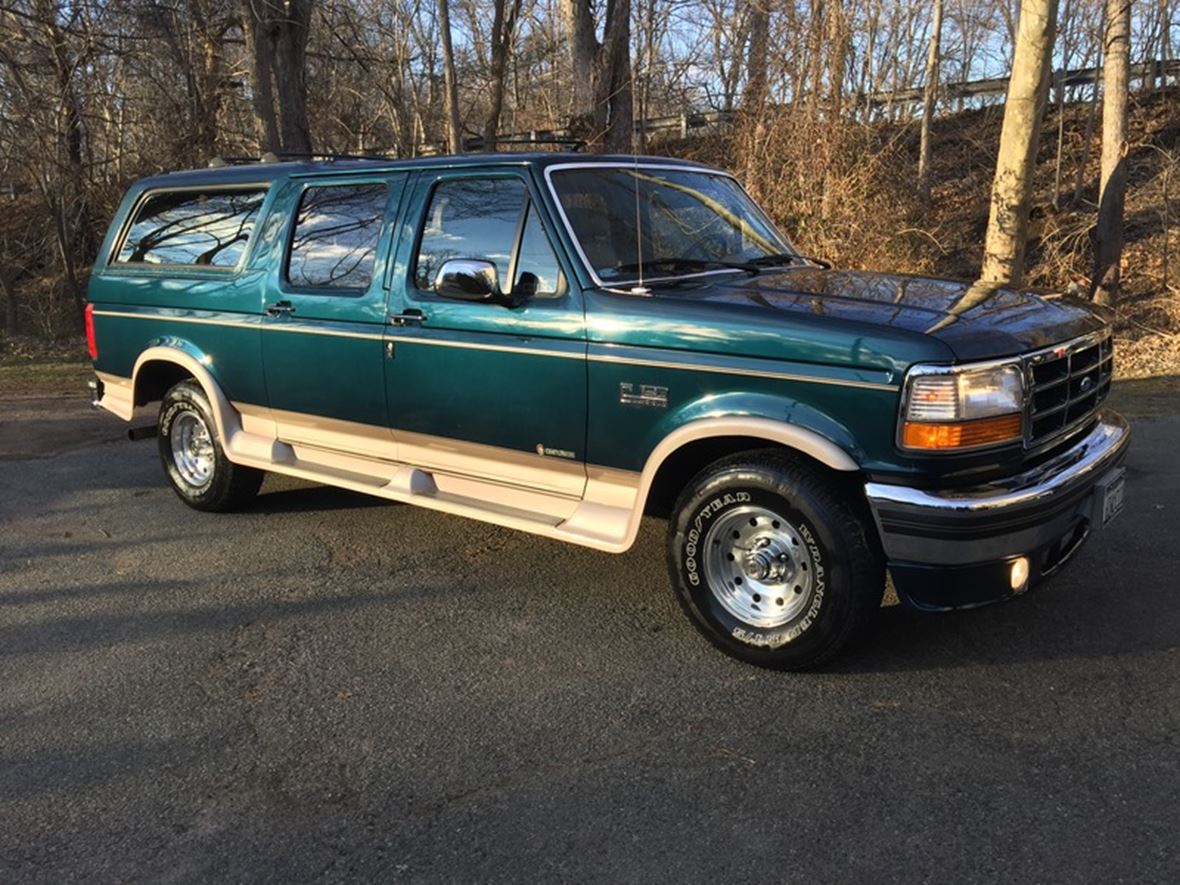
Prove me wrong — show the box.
[116,188,267,267]
[514,204,563,297]
[286,183,389,290]
[415,178,563,298]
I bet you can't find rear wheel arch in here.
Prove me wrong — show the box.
[131,346,240,447]
[133,360,195,407]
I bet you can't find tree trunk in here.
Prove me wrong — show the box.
[0,269,18,335]
[438,0,463,153]
[1092,0,1132,306]
[274,0,314,154]
[242,0,313,155]
[599,0,633,152]
[980,0,1059,286]
[742,0,771,188]
[745,1,770,111]
[918,0,945,200]
[563,0,633,151]
[483,0,522,149]
[241,2,280,154]
[36,0,90,325]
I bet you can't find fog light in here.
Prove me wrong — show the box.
[1010,557,1030,592]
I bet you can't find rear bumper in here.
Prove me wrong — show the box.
[865,410,1130,610]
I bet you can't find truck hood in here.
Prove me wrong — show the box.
[707,267,1111,360]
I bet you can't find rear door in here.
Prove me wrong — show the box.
[383,169,587,497]
[260,173,406,454]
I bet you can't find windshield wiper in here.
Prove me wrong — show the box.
[612,257,758,276]
[746,252,833,269]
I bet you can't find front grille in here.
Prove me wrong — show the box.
[1026,334,1112,445]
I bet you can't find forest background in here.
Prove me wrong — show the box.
[0,0,1176,378]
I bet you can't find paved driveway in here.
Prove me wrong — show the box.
[1,395,1177,883]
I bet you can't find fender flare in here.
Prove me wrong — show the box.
[602,416,860,552]
[131,346,243,446]
[639,416,859,479]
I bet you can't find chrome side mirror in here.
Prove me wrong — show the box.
[434,259,501,303]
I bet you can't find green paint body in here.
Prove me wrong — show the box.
[87,154,1113,484]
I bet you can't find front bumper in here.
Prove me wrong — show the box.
[865,410,1130,610]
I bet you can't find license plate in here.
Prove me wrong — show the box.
[1099,471,1125,527]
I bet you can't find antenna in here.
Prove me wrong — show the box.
[630,154,650,296]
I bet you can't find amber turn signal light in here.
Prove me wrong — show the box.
[902,414,1022,450]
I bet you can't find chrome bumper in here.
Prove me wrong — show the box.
[865,409,1130,566]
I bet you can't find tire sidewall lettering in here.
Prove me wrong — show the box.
[680,486,828,649]
[684,491,751,588]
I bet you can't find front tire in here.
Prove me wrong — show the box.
[157,380,262,512]
[667,451,883,670]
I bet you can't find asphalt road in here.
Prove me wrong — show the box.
[1,397,1178,884]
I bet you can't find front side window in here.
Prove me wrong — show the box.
[415,178,563,298]
[116,188,267,267]
[286,183,389,289]
[549,167,791,284]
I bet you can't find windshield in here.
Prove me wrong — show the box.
[549,166,794,285]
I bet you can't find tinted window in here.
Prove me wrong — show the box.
[551,168,789,282]
[286,184,388,289]
[116,188,267,267]
[513,204,562,297]
[415,179,526,292]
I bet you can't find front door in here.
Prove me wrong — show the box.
[384,170,587,498]
[260,173,406,456]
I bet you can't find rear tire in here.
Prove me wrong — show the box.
[667,450,883,670]
[157,380,262,512]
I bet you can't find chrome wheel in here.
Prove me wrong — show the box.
[169,410,215,488]
[702,505,815,629]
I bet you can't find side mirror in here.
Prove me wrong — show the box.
[434,259,501,303]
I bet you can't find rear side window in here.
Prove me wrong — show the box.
[116,188,267,267]
[286,183,389,290]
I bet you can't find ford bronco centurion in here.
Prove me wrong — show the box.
[86,153,1129,669]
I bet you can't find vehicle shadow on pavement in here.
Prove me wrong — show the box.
[0,577,460,659]
[246,482,395,514]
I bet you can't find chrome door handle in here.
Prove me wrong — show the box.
[389,309,425,327]
[265,300,295,317]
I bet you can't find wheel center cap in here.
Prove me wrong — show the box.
[741,537,793,583]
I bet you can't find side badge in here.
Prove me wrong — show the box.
[619,382,668,408]
[536,444,577,459]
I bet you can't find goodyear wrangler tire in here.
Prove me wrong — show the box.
[667,451,884,670]
[158,380,263,512]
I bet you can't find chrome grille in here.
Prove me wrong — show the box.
[1026,333,1113,446]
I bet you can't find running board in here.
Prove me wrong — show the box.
[226,438,635,552]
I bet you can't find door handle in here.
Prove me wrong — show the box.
[389,309,425,327]
[265,300,295,317]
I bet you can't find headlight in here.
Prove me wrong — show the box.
[900,363,1025,451]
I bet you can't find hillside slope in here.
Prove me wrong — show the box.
[676,86,1179,377]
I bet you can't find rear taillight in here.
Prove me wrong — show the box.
[84,302,98,359]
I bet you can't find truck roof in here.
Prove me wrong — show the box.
[132,152,714,190]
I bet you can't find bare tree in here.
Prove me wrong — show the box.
[562,0,633,151]
[918,0,945,200]
[438,0,463,152]
[242,0,316,154]
[980,0,1059,286]
[1092,0,1132,305]
[483,0,523,148]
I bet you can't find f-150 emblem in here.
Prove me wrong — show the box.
[619,383,668,408]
